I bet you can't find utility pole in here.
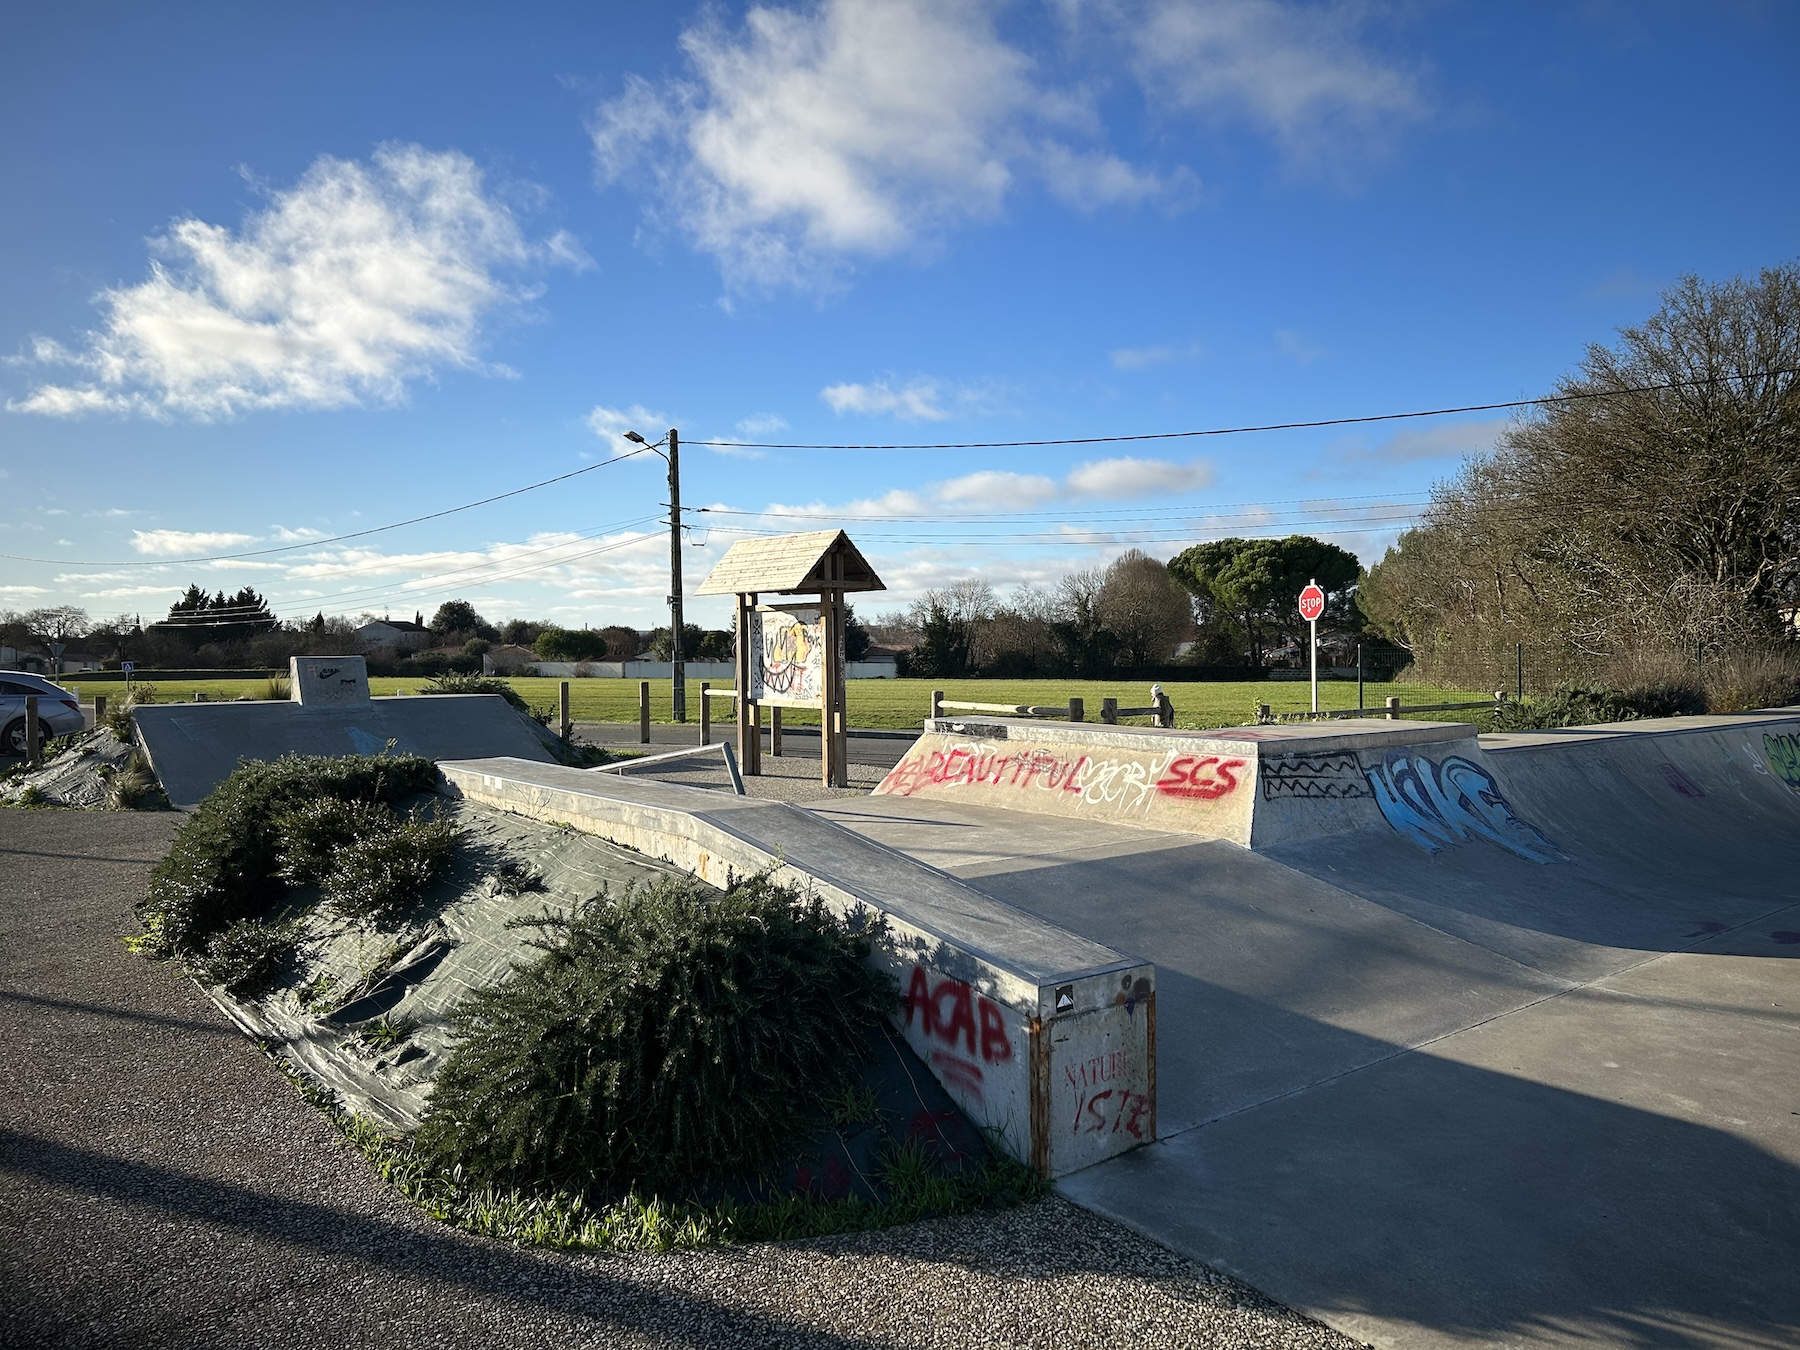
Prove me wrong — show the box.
[667,427,686,724]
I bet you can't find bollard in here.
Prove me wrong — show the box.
[94,694,107,728]
[24,695,40,763]
[930,688,944,722]
[771,706,782,757]
[639,680,651,744]
[700,682,711,744]
[559,680,571,742]
[1068,696,1084,723]
[1257,701,1271,724]
[1385,695,1400,721]
[1101,697,1118,725]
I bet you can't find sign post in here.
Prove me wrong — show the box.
[1298,580,1326,714]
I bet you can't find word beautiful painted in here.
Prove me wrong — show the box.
[884,739,1247,814]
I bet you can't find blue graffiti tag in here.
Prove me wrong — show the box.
[1363,751,1565,864]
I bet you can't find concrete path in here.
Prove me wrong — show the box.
[0,808,1350,1349]
[821,792,1800,1350]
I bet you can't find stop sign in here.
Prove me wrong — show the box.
[1298,583,1326,622]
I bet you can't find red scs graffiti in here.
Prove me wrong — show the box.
[903,966,1013,1104]
[1066,1049,1151,1140]
[1152,754,1244,800]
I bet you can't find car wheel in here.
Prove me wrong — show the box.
[2,719,26,756]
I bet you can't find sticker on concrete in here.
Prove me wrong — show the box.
[1362,749,1565,864]
[1055,985,1075,1014]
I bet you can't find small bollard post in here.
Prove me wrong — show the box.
[24,695,41,763]
[1068,696,1083,723]
[1257,701,1272,723]
[771,706,783,757]
[1101,697,1118,725]
[1385,695,1401,721]
[639,680,651,744]
[930,688,943,722]
[94,694,107,728]
[559,680,571,742]
[700,683,711,744]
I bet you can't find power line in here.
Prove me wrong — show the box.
[691,368,1799,452]
[1,446,654,568]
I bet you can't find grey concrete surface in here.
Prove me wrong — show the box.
[0,808,1354,1350]
[133,695,555,806]
[823,781,1800,1349]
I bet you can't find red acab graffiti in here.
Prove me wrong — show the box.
[903,966,1014,1104]
[1153,754,1245,801]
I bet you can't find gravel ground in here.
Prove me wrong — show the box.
[0,807,1360,1350]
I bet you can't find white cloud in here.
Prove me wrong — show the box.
[0,584,49,597]
[1110,341,1204,371]
[1065,456,1214,498]
[269,525,329,542]
[585,403,669,454]
[735,412,787,435]
[130,528,256,556]
[1327,417,1507,468]
[1121,0,1427,169]
[1274,327,1324,365]
[12,144,577,420]
[592,0,1179,290]
[821,379,952,421]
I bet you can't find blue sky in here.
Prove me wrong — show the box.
[3,1,1796,632]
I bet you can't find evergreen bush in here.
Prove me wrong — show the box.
[323,812,460,921]
[136,753,438,958]
[416,873,896,1191]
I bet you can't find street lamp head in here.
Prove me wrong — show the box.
[622,430,647,444]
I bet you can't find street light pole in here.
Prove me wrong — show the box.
[667,427,686,724]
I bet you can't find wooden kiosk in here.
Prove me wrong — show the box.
[696,529,885,788]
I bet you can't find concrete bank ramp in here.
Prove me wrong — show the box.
[438,757,1156,1179]
[135,694,555,807]
[835,710,1800,1350]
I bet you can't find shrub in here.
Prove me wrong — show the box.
[136,753,439,958]
[108,751,168,811]
[102,684,155,738]
[415,873,895,1191]
[1604,650,1708,718]
[1703,647,1800,713]
[199,916,297,995]
[323,812,460,921]
[261,675,292,701]
[421,673,532,715]
[1489,683,1645,731]
[534,628,608,662]
[275,797,398,884]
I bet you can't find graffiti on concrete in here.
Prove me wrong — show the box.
[1656,762,1705,798]
[1065,1048,1151,1141]
[1363,750,1565,863]
[902,965,1014,1105]
[1261,749,1373,800]
[1763,733,1800,792]
[881,740,1244,817]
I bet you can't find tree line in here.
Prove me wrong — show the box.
[1359,262,1800,686]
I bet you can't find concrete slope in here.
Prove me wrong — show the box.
[822,714,1800,1350]
[134,694,555,806]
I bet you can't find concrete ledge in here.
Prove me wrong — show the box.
[440,757,1156,1177]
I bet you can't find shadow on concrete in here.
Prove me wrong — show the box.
[0,1126,890,1349]
[0,990,241,1038]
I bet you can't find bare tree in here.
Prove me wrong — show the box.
[1095,551,1194,668]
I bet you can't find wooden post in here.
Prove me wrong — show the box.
[1068,696,1083,723]
[94,695,107,728]
[771,706,783,757]
[639,680,651,743]
[1385,695,1401,721]
[559,680,571,741]
[1101,697,1118,725]
[24,695,40,763]
[821,585,846,788]
[735,592,761,777]
[1257,701,1271,723]
[930,688,944,722]
[700,682,711,744]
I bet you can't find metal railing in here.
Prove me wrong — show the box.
[589,740,746,794]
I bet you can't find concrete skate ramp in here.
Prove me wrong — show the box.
[134,695,555,807]
[827,709,1800,1350]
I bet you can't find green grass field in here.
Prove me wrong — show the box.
[71,674,1491,731]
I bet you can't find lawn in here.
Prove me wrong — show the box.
[74,674,1492,731]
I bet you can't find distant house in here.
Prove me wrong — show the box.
[354,619,433,655]
[482,644,538,675]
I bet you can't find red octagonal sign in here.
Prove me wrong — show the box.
[1298,583,1326,622]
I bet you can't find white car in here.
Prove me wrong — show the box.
[1,670,85,755]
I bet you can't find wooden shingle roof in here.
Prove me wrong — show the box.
[696,529,886,595]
